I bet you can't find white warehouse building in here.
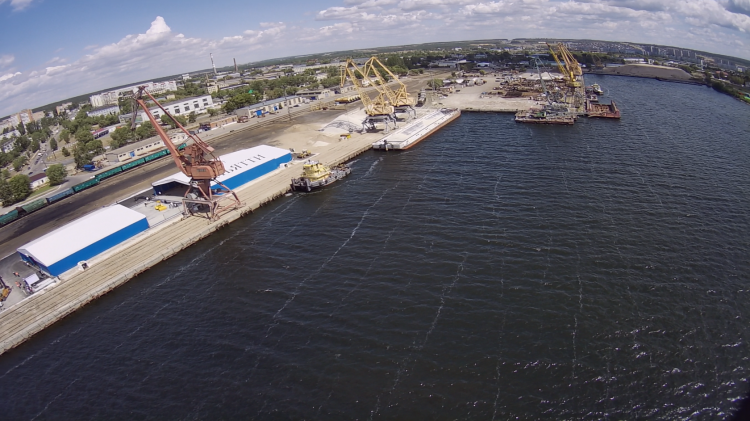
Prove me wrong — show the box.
[17,205,149,277]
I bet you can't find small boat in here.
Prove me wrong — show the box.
[591,83,604,94]
[291,160,351,192]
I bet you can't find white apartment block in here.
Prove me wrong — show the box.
[90,80,179,107]
[136,95,213,122]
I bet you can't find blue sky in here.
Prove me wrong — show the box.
[2,0,750,117]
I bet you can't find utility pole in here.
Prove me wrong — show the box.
[284,87,291,122]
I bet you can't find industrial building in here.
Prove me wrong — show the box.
[105,132,187,163]
[234,96,303,119]
[295,88,333,101]
[151,145,291,195]
[17,205,149,277]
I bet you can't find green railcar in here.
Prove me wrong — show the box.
[72,178,99,193]
[120,157,146,171]
[21,198,48,213]
[0,210,19,226]
[95,166,123,182]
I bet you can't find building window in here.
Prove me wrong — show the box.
[184,105,190,111]
[174,108,181,114]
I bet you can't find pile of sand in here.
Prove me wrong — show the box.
[602,64,692,81]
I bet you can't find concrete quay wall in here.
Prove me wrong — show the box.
[0,132,380,356]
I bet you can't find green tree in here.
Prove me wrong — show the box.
[30,139,40,153]
[0,178,13,205]
[135,122,156,140]
[8,174,31,203]
[72,145,90,168]
[46,164,68,185]
[59,129,71,143]
[31,131,45,144]
[160,113,188,129]
[109,127,133,149]
[12,156,27,172]
[1,169,10,180]
[61,147,70,157]
[17,123,26,135]
[49,138,58,151]
[74,127,94,144]
[86,139,104,156]
[118,97,133,114]
[188,112,197,123]
[207,108,219,117]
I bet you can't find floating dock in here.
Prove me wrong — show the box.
[372,108,460,150]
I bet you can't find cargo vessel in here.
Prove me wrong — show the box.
[372,108,460,150]
[290,161,351,192]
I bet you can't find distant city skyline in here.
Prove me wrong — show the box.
[2,0,750,117]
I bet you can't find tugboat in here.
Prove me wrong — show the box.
[291,160,351,192]
[591,83,604,94]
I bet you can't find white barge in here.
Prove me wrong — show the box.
[372,108,460,151]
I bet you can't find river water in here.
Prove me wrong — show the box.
[1,76,749,420]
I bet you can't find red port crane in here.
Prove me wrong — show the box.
[131,86,241,221]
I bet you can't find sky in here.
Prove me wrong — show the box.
[1,0,749,117]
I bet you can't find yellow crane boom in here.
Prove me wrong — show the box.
[557,43,582,76]
[340,59,394,116]
[546,42,580,88]
[363,57,416,108]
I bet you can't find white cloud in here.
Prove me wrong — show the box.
[0,0,34,11]
[0,72,21,83]
[0,55,14,68]
[3,3,750,117]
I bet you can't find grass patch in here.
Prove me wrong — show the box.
[28,184,55,199]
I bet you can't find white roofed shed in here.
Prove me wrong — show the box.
[18,205,149,277]
[151,145,292,194]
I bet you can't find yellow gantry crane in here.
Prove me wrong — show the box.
[363,56,416,118]
[340,59,397,132]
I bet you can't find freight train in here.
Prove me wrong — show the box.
[0,143,187,228]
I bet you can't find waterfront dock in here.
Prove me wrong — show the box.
[0,129,381,355]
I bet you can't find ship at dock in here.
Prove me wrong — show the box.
[291,161,351,192]
[372,108,460,150]
[515,103,576,125]
[586,100,621,119]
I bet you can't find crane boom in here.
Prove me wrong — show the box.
[130,86,241,221]
[340,59,394,116]
[363,57,416,108]
[546,42,580,88]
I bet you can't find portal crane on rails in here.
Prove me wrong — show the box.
[363,56,417,119]
[546,42,581,88]
[340,59,397,132]
[130,86,241,221]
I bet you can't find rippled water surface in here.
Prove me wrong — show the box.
[1,76,749,420]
